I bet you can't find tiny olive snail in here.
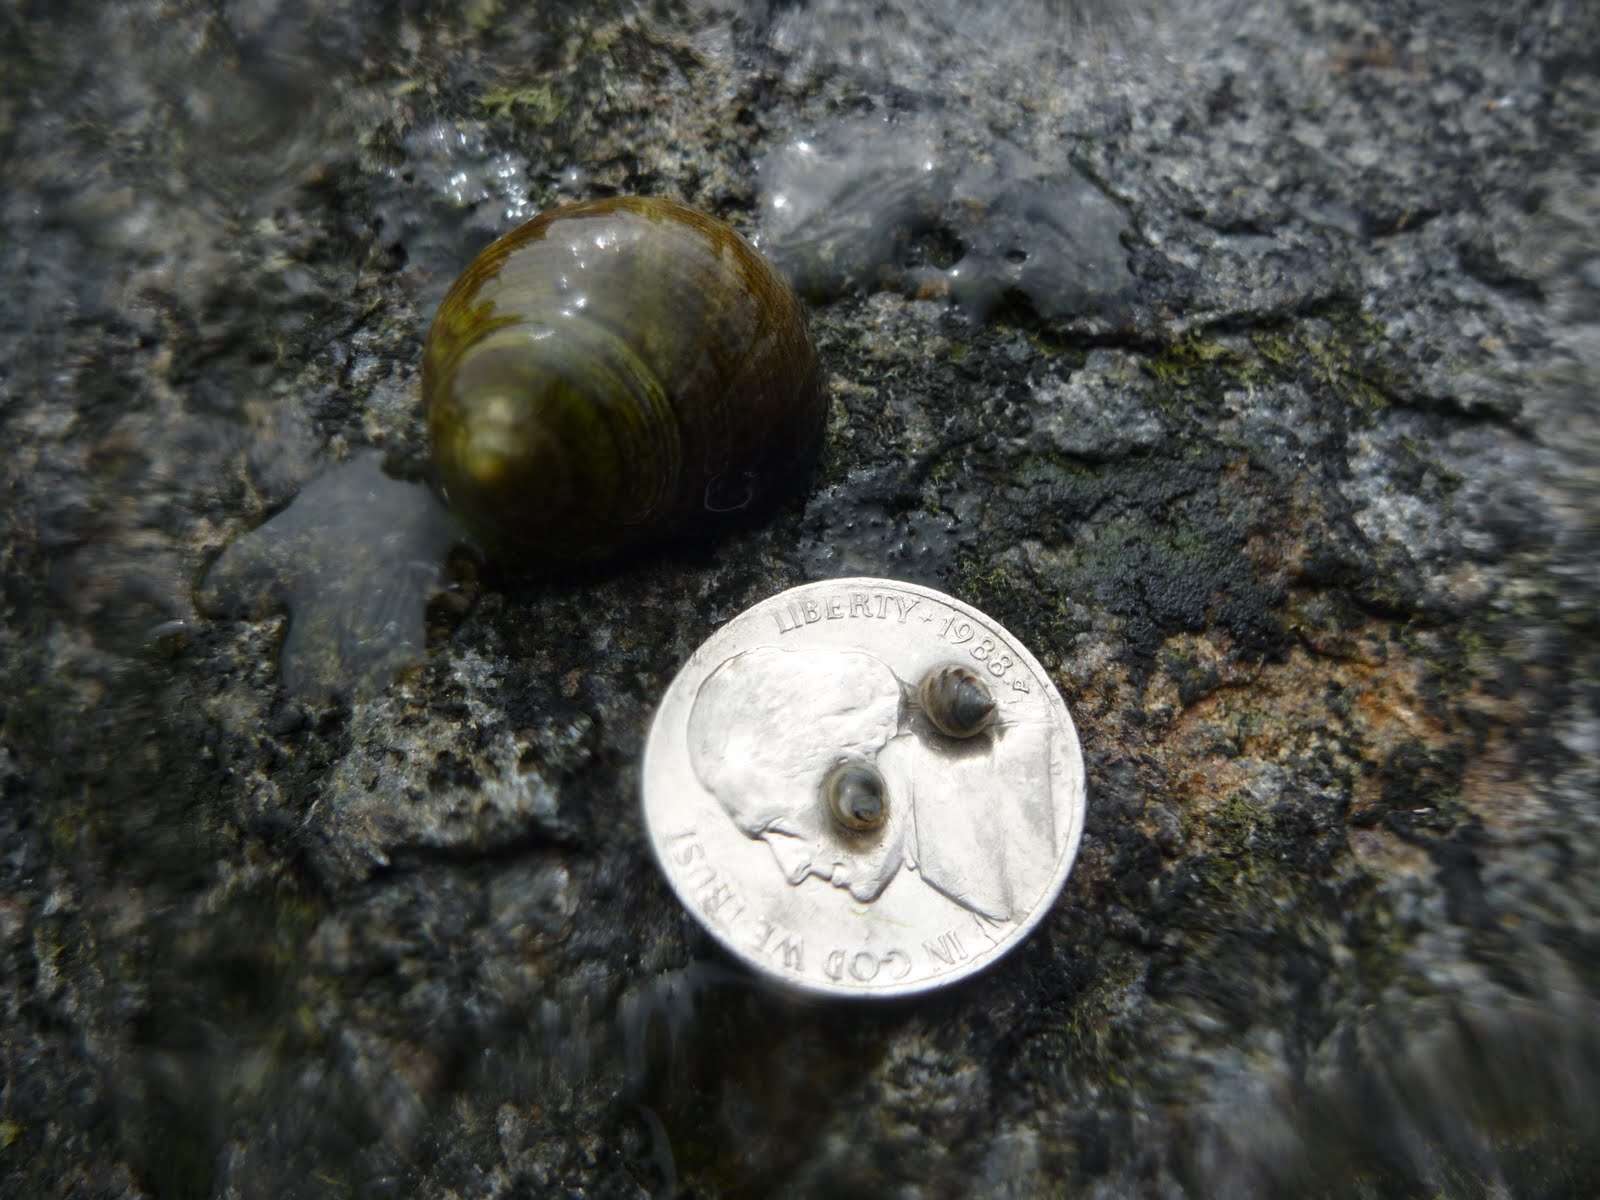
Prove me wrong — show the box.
[422,196,826,563]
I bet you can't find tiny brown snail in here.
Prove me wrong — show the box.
[422,196,825,563]
[823,759,890,833]
[918,664,996,739]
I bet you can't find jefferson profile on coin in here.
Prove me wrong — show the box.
[687,645,1061,922]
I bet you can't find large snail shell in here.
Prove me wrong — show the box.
[422,196,825,563]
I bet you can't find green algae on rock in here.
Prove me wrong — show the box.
[423,196,826,564]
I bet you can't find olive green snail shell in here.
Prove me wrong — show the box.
[422,196,825,563]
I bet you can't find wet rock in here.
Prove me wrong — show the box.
[759,115,1134,323]
[4,1,1600,1198]
[199,453,462,703]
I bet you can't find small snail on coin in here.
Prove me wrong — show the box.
[422,196,825,564]
[642,578,1090,998]
[918,664,997,739]
[823,760,889,833]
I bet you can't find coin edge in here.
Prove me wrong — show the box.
[640,576,1088,999]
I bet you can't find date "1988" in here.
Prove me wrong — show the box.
[938,617,1029,692]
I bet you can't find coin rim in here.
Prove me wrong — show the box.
[640,576,1087,999]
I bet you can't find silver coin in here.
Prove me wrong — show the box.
[641,577,1087,998]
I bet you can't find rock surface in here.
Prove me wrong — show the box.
[3,1,1598,1197]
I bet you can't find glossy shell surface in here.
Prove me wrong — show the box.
[918,663,997,738]
[423,196,825,562]
[823,760,890,832]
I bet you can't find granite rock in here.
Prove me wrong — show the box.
[3,1,1598,1198]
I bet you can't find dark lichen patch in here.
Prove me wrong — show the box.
[1158,641,1226,708]
[977,489,1290,669]
[1354,742,1468,836]
[427,749,483,792]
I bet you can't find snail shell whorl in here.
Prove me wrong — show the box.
[919,664,997,739]
[423,196,824,562]
[823,759,889,833]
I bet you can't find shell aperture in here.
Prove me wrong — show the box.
[824,759,890,833]
[423,196,825,563]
